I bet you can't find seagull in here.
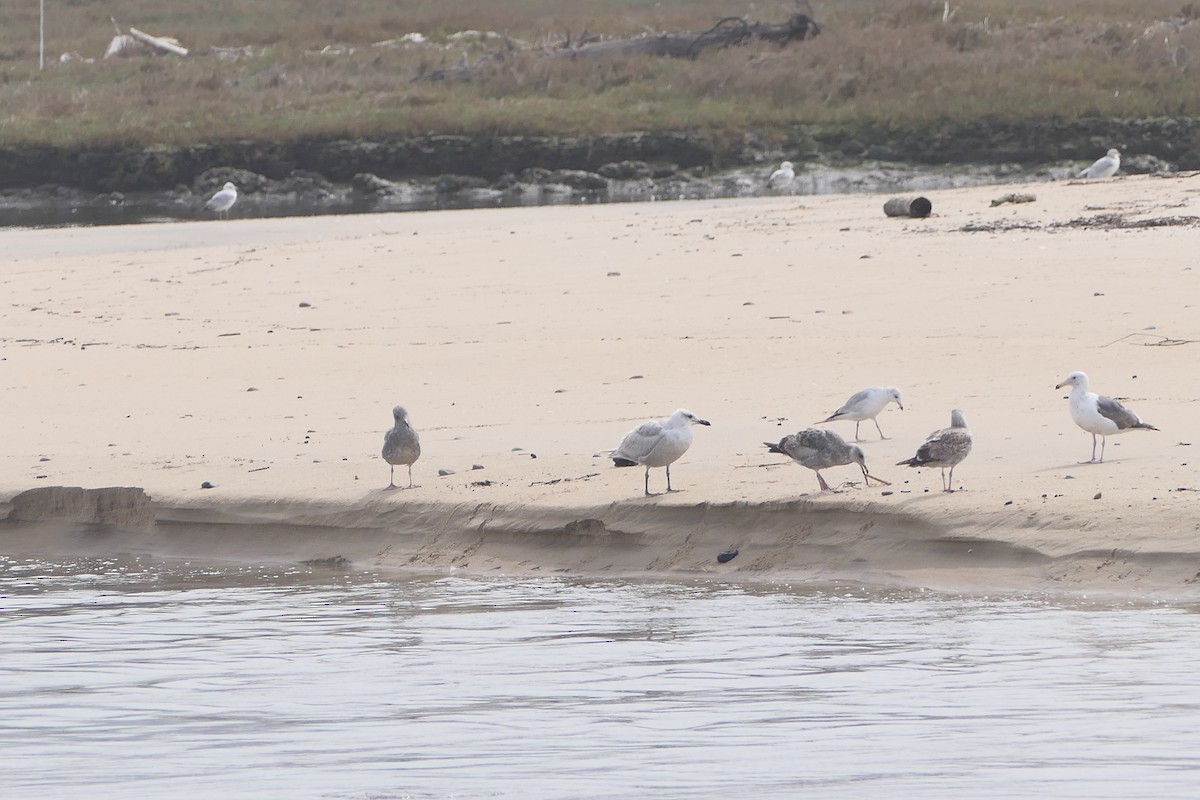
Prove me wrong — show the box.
[205,181,238,218]
[611,409,711,496]
[382,404,421,489]
[1055,371,1158,463]
[817,386,904,441]
[1078,149,1120,180]
[767,160,795,191]
[764,428,889,492]
[896,409,973,492]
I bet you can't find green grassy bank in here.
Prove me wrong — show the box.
[2,1,1200,150]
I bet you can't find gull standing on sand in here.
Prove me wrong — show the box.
[896,409,973,492]
[1055,371,1158,463]
[818,386,904,441]
[1078,149,1121,179]
[764,428,889,493]
[205,181,238,218]
[382,405,421,489]
[611,409,711,496]
[767,160,795,191]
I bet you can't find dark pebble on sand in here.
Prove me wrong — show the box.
[438,468,455,477]
[201,481,214,489]
[299,302,312,308]
[717,549,739,563]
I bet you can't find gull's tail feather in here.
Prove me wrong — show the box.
[612,457,638,467]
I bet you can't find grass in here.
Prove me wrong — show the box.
[2,1,1200,148]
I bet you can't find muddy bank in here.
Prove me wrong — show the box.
[2,486,1197,598]
[3,119,1199,194]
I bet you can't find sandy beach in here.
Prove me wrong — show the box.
[3,174,1199,597]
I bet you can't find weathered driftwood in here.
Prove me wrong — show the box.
[129,27,189,56]
[558,13,820,60]
[412,11,819,82]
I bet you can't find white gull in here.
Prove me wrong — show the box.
[817,386,904,441]
[611,408,711,496]
[1055,371,1157,463]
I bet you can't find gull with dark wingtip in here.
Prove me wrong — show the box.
[896,409,973,492]
[1055,371,1157,463]
[817,386,904,441]
[611,409,711,496]
[764,428,889,493]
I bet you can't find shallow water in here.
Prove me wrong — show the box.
[2,555,1198,799]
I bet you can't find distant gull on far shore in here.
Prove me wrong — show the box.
[1078,149,1121,179]
[764,428,888,492]
[611,408,710,496]
[767,160,795,192]
[382,404,421,489]
[1055,371,1157,463]
[205,181,238,218]
[896,409,972,492]
[817,386,904,441]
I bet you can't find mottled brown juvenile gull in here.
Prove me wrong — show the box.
[764,428,889,492]
[205,181,238,218]
[1078,149,1120,179]
[896,409,972,492]
[1055,371,1157,463]
[382,404,421,489]
[767,160,795,191]
[817,386,904,441]
[611,409,711,496]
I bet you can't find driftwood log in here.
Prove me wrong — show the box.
[413,11,820,82]
[559,13,819,60]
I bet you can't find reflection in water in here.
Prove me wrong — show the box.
[2,555,1199,799]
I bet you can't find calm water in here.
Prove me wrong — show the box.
[2,556,1199,799]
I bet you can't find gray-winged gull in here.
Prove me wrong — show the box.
[205,181,238,218]
[896,409,973,492]
[1078,149,1120,180]
[818,386,904,441]
[611,408,711,496]
[764,428,889,492]
[767,161,795,191]
[1055,371,1157,463]
[382,404,421,489]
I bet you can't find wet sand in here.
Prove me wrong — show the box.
[2,175,1199,597]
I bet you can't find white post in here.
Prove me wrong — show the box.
[40,0,45,69]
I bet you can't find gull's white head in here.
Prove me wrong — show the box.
[886,387,904,410]
[779,161,794,171]
[1055,371,1088,391]
[1106,149,1120,160]
[392,404,409,422]
[949,409,968,428]
[672,409,712,427]
[222,182,237,192]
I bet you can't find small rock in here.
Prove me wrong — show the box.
[880,490,893,496]
[1093,492,1102,500]
[471,464,485,470]
[1004,500,1014,506]
[438,468,456,477]
[607,271,621,277]
[299,301,312,308]
[201,481,215,489]
[717,549,739,564]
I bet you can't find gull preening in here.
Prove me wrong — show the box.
[1078,149,1121,180]
[896,409,973,492]
[1055,371,1158,463]
[818,386,904,441]
[205,181,238,218]
[382,404,421,489]
[767,161,795,191]
[764,428,888,492]
[611,408,711,496]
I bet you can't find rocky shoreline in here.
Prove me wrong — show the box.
[0,117,1194,225]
